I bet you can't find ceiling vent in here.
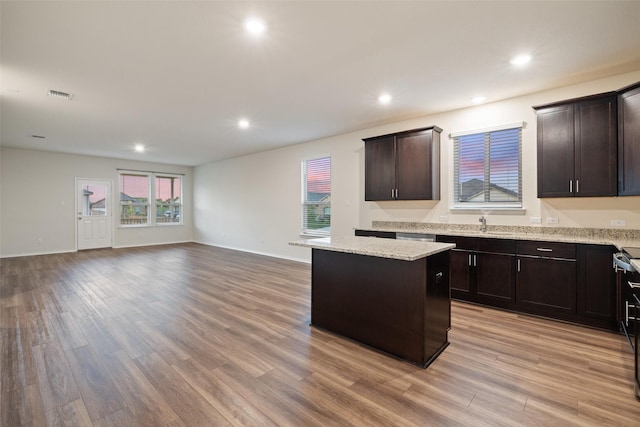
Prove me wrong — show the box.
[47,89,73,100]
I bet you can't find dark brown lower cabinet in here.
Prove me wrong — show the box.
[577,244,617,329]
[311,248,451,367]
[516,256,577,316]
[476,252,516,306]
[439,234,617,330]
[449,250,472,295]
[437,235,516,309]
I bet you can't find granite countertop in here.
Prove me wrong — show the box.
[631,259,640,273]
[364,221,640,251]
[289,236,455,262]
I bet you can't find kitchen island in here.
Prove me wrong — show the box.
[290,236,454,367]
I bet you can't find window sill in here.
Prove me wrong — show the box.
[300,231,331,238]
[450,206,526,215]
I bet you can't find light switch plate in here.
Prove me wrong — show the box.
[439,215,448,222]
[546,217,559,224]
[530,216,541,224]
[610,219,627,226]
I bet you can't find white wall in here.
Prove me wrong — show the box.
[0,148,193,257]
[195,70,640,263]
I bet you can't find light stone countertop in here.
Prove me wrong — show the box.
[631,259,640,273]
[289,236,455,262]
[365,221,640,251]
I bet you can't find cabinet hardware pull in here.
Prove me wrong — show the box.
[625,302,636,325]
[576,179,579,193]
[517,259,521,272]
[395,189,398,198]
[569,180,573,193]
[468,254,472,266]
[391,189,394,198]
[629,281,640,289]
[473,255,477,267]
[536,248,553,252]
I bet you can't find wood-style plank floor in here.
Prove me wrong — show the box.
[1,243,639,426]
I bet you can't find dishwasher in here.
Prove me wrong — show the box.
[395,232,436,242]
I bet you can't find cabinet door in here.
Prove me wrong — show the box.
[364,136,395,201]
[396,130,440,200]
[577,244,616,328]
[517,256,577,315]
[618,83,640,196]
[449,250,473,298]
[537,104,575,198]
[574,96,617,197]
[476,252,515,307]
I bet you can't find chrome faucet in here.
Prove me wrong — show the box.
[479,216,487,232]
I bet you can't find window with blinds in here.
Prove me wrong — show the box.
[453,124,522,208]
[302,156,331,235]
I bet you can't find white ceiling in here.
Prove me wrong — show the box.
[2,1,640,166]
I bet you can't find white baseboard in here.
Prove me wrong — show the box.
[112,240,193,249]
[194,240,311,264]
[0,248,77,259]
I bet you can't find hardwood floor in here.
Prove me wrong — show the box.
[1,243,639,426]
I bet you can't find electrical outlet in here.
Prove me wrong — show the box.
[439,215,448,222]
[529,216,541,224]
[546,217,559,224]
[610,219,627,227]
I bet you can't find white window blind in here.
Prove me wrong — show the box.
[453,125,522,207]
[302,156,331,235]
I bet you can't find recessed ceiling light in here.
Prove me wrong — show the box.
[245,18,266,35]
[47,89,74,100]
[510,54,531,67]
[134,144,145,153]
[378,93,392,105]
[472,96,486,104]
[238,118,250,129]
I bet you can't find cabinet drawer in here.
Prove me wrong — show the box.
[516,240,576,259]
[354,230,396,239]
[436,235,477,251]
[477,238,516,254]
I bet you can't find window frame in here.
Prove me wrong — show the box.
[451,122,524,211]
[301,155,331,237]
[119,172,151,227]
[154,174,183,226]
[118,171,184,227]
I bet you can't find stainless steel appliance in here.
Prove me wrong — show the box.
[634,293,640,400]
[613,247,640,400]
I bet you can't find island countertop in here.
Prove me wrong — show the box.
[289,236,455,261]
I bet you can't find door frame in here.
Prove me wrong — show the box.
[75,177,114,251]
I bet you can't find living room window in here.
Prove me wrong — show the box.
[119,173,150,226]
[302,156,331,236]
[452,123,523,209]
[119,171,183,226]
[155,175,182,225]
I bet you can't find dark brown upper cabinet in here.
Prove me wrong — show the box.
[618,81,640,196]
[363,126,442,201]
[534,93,617,198]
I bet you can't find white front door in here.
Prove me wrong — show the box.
[76,179,113,250]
